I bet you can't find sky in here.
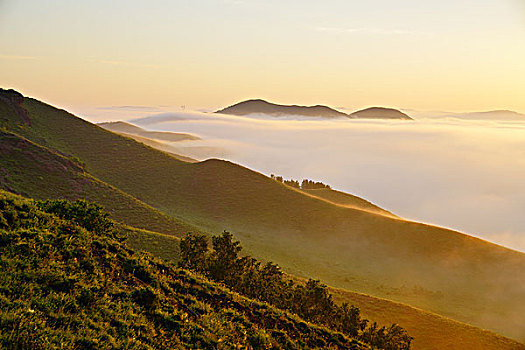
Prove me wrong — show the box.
[1,0,525,114]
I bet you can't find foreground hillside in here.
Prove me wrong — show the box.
[126,230,525,350]
[0,191,370,349]
[1,90,524,343]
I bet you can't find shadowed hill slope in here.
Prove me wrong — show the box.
[2,94,524,342]
[0,131,198,236]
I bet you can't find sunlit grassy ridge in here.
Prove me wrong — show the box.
[1,94,524,343]
[300,188,396,217]
[0,190,369,349]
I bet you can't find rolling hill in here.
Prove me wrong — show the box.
[349,107,413,120]
[216,99,349,118]
[0,130,198,236]
[125,226,525,350]
[1,188,519,350]
[1,89,524,344]
[444,110,525,121]
[216,99,413,120]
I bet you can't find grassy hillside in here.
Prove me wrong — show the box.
[0,130,198,236]
[126,226,525,350]
[0,190,369,349]
[328,287,525,350]
[2,94,525,342]
[125,225,181,262]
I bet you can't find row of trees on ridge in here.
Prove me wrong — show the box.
[270,174,331,189]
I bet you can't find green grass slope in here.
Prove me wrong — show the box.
[124,225,181,262]
[2,94,525,342]
[127,226,525,350]
[0,190,369,349]
[0,131,197,236]
[328,287,525,350]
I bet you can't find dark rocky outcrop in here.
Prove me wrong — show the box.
[0,88,31,126]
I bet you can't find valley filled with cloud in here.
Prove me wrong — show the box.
[108,110,525,252]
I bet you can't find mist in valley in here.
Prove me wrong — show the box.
[90,110,525,253]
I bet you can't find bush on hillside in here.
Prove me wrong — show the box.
[0,193,371,349]
[180,231,412,350]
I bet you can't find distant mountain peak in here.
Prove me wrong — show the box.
[0,88,31,125]
[217,99,413,120]
[216,99,348,118]
[349,107,413,120]
[471,110,523,116]
[443,110,525,121]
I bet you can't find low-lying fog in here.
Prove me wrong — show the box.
[98,109,525,252]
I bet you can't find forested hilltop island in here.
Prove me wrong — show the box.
[216,99,413,120]
[1,88,524,350]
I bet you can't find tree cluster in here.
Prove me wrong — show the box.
[270,174,331,190]
[1,195,370,349]
[179,231,412,350]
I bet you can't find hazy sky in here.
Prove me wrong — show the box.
[1,0,524,113]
